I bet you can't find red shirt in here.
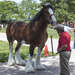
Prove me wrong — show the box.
[57,32,71,51]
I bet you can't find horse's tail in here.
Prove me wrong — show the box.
[6,22,13,34]
[6,22,15,42]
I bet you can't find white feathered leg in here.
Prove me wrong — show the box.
[8,43,15,66]
[25,55,35,72]
[15,49,25,65]
[34,47,45,70]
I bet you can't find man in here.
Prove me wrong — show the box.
[52,24,75,32]
[55,24,71,75]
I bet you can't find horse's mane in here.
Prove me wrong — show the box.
[29,8,43,28]
[32,9,43,21]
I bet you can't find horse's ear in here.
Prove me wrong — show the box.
[41,3,46,8]
[41,2,53,9]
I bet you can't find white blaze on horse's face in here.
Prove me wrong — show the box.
[48,8,57,24]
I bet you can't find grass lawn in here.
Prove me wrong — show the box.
[0,41,28,62]
[0,27,6,33]
[0,41,53,62]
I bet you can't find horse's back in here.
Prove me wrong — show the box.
[6,21,29,42]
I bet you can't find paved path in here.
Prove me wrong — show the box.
[0,50,75,75]
[0,33,7,41]
[0,33,75,75]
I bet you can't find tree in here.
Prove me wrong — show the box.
[40,0,75,23]
[19,0,40,20]
[0,1,18,21]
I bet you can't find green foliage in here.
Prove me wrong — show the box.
[67,0,75,13]
[19,0,40,20]
[0,27,6,32]
[47,27,58,38]
[41,0,75,23]
[0,0,75,23]
[0,1,18,21]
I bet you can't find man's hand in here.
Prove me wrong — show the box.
[56,44,67,54]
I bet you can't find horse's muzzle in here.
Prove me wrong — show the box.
[50,15,57,26]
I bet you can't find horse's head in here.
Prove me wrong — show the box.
[42,3,57,26]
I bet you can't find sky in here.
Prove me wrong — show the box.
[10,0,22,4]
[0,0,41,4]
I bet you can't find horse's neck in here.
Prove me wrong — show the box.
[38,16,48,30]
[31,15,48,28]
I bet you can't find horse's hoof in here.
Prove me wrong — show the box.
[8,62,15,66]
[35,64,46,70]
[25,67,35,73]
[15,60,26,66]
[8,60,15,66]
[25,60,35,73]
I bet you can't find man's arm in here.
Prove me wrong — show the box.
[64,26,75,32]
[56,44,67,54]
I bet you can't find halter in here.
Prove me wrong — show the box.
[50,14,54,17]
